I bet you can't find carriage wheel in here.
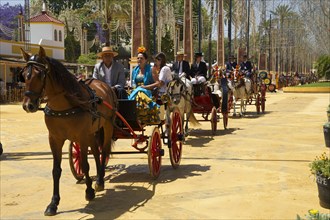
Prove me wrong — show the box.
[69,142,84,181]
[68,142,109,181]
[211,107,218,135]
[148,127,163,179]
[256,94,261,114]
[169,108,183,169]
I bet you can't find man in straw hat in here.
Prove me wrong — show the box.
[172,50,191,78]
[93,46,127,99]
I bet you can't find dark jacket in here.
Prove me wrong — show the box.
[172,60,191,76]
[226,61,237,71]
[240,60,253,73]
[190,61,207,78]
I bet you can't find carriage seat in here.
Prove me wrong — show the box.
[193,82,210,97]
[193,83,205,96]
[116,99,140,129]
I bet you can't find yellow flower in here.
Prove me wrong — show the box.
[138,46,146,53]
[308,209,319,215]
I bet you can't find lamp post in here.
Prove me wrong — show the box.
[246,0,250,58]
[228,0,232,57]
[153,0,157,55]
[198,0,202,52]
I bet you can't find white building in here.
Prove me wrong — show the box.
[0,3,65,84]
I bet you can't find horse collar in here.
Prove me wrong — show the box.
[43,105,85,117]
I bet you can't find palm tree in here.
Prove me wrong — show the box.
[270,4,295,73]
[100,0,131,46]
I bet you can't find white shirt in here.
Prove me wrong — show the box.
[104,65,112,85]
[179,61,183,74]
[159,66,172,94]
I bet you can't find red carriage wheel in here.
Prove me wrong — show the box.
[211,106,218,135]
[69,142,84,181]
[169,108,183,169]
[69,142,109,181]
[148,127,162,179]
[256,94,261,114]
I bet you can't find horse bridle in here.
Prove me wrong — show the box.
[23,56,48,102]
[167,79,190,105]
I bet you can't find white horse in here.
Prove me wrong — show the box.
[227,77,252,116]
[167,75,200,136]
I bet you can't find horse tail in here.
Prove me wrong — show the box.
[188,110,201,127]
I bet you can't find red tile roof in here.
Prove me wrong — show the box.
[29,12,64,25]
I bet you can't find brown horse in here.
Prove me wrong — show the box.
[21,46,117,216]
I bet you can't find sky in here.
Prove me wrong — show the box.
[1,0,24,6]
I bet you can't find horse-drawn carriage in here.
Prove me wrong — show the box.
[227,67,266,116]
[166,70,229,136]
[69,98,184,181]
[20,47,184,216]
[191,75,229,134]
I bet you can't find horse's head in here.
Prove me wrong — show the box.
[21,46,48,113]
[167,78,185,105]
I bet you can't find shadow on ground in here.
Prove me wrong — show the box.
[185,128,237,147]
[70,163,210,219]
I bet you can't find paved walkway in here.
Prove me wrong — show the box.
[1,91,329,219]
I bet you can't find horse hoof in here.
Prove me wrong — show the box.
[85,188,95,201]
[44,205,57,216]
[95,183,104,192]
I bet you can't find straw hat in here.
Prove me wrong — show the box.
[97,46,118,57]
[176,50,186,56]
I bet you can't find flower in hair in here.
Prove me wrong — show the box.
[138,46,146,53]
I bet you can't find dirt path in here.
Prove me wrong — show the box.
[1,91,329,219]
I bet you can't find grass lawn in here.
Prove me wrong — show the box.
[296,82,330,87]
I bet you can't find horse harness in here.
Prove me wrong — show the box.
[167,78,191,105]
[24,58,108,121]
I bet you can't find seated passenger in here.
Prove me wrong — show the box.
[93,46,128,99]
[154,52,173,96]
[128,47,160,123]
[190,52,207,84]
[240,55,253,78]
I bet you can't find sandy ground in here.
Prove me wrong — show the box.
[0,91,330,219]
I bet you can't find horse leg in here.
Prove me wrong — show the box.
[95,124,113,192]
[90,132,103,192]
[240,99,244,117]
[185,103,191,136]
[44,136,64,216]
[91,129,104,192]
[79,139,95,201]
[233,96,237,116]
